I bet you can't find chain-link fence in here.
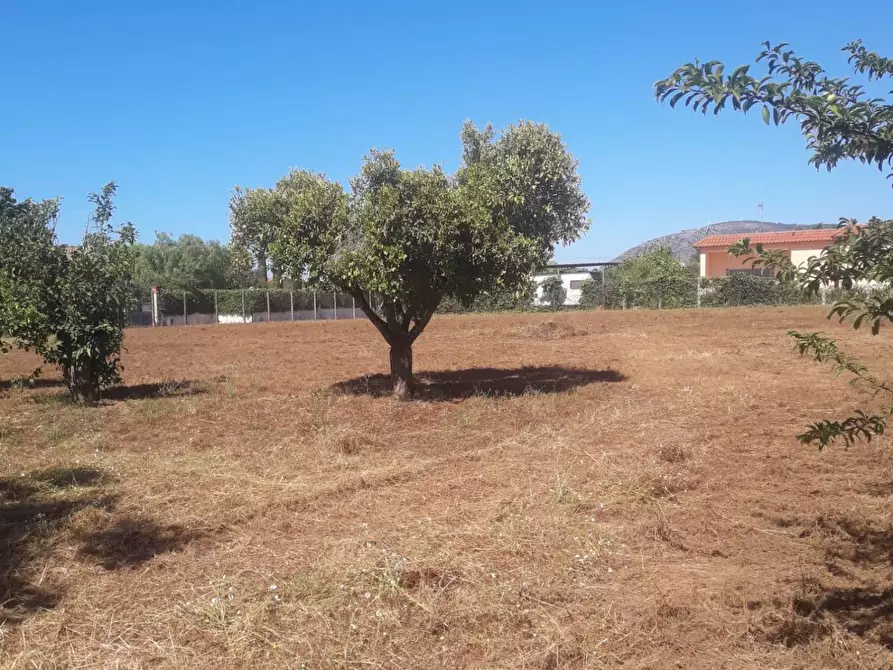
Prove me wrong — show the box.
[139,288,365,327]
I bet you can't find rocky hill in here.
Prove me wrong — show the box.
[615,220,831,262]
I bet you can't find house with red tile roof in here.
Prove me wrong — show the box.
[693,229,843,279]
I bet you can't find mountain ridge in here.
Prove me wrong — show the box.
[614,220,833,262]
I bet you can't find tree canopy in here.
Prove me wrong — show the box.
[132,232,253,293]
[229,186,281,285]
[0,183,136,402]
[258,121,590,397]
[0,188,62,356]
[657,40,893,448]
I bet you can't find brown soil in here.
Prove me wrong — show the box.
[2,307,893,668]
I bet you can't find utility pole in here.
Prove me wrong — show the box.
[758,203,764,231]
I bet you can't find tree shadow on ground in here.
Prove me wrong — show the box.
[79,518,202,569]
[0,467,116,623]
[1,466,201,625]
[767,513,893,648]
[25,380,208,404]
[102,380,207,401]
[332,366,626,401]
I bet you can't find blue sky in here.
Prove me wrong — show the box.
[3,1,892,261]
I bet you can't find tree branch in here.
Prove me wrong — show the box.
[351,289,393,343]
[408,304,438,342]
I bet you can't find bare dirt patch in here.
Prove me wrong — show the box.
[2,307,893,668]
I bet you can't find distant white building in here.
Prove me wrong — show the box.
[532,272,592,307]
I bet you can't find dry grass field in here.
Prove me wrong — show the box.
[2,307,893,669]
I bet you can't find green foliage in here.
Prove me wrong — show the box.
[701,273,815,307]
[613,247,696,309]
[655,41,893,183]
[252,121,589,397]
[229,186,280,284]
[578,277,603,309]
[154,288,317,317]
[657,40,893,448]
[439,282,536,313]
[0,183,136,403]
[0,188,62,356]
[133,233,252,293]
[51,183,137,402]
[539,276,567,310]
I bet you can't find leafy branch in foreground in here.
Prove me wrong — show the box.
[657,40,893,448]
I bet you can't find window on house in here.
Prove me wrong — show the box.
[569,280,584,290]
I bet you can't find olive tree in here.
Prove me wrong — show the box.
[266,121,590,398]
[656,41,893,448]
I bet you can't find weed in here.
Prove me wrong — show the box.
[156,378,185,397]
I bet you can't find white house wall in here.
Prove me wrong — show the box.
[532,272,593,307]
[789,247,825,269]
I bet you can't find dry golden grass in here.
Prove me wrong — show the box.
[2,307,893,668]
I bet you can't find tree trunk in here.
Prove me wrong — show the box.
[69,362,99,405]
[389,341,413,400]
[256,249,268,285]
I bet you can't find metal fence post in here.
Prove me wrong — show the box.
[333,291,338,320]
[313,291,318,320]
[290,290,294,321]
[214,290,219,324]
[602,267,607,309]
[266,290,271,322]
[352,296,356,319]
[183,291,187,326]
[241,289,246,323]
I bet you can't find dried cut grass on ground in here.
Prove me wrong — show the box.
[513,318,588,340]
[2,307,893,668]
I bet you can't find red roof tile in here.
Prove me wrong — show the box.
[693,229,843,249]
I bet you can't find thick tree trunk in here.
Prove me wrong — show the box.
[256,249,268,285]
[68,362,99,405]
[389,342,413,400]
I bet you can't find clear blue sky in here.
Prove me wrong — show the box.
[4,1,892,261]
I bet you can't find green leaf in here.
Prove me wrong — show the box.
[761,106,771,124]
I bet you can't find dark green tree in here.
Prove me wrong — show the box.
[0,183,135,402]
[579,275,603,309]
[540,276,567,310]
[657,40,893,448]
[264,121,590,398]
[613,247,696,309]
[51,183,137,402]
[0,189,63,358]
